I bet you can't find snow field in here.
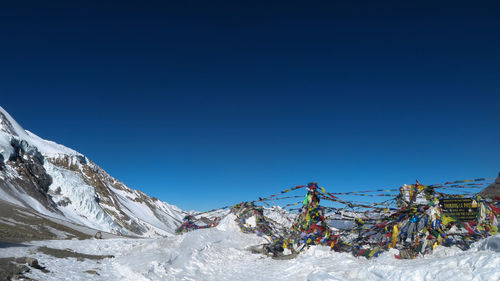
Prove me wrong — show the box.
[3,215,498,281]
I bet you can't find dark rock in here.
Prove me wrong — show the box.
[22,257,49,273]
[85,270,100,275]
[37,246,114,260]
[0,258,30,281]
[0,139,59,214]
[25,257,39,268]
[9,138,44,164]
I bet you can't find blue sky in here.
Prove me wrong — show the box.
[1,1,499,210]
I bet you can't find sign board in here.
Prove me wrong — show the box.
[439,198,478,221]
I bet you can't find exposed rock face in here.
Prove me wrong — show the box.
[479,172,500,199]
[1,139,58,214]
[0,106,185,237]
[0,257,31,281]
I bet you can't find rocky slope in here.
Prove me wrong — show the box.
[478,172,500,199]
[0,106,185,238]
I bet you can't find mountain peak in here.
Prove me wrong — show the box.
[0,106,81,158]
[0,105,185,237]
[0,106,29,138]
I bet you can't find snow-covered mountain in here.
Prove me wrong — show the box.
[0,106,186,238]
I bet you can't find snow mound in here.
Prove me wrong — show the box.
[477,234,500,252]
[106,234,500,280]
[215,213,241,232]
[113,215,267,281]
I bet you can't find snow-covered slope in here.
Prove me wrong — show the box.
[2,217,500,281]
[0,106,80,159]
[0,106,185,237]
[264,206,296,228]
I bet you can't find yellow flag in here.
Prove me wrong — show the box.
[369,248,379,257]
[441,215,456,226]
[390,224,399,248]
[490,225,498,235]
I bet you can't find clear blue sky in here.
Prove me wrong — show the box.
[0,1,499,211]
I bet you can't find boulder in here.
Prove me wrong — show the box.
[85,270,100,275]
[24,257,48,272]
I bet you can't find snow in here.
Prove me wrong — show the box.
[0,106,31,139]
[26,130,81,157]
[0,106,186,237]
[0,132,13,161]
[44,226,71,239]
[245,215,257,228]
[264,206,295,228]
[2,217,499,281]
[107,185,183,237]
[0,181,25,207]
[0,179,56,216]
[42,215,125,239]
[477,235,500,253]
[43,160,124,234]
[2,106,500,280]
[0,218,17,226]
[192,208,231,220]
[0,106,81,159]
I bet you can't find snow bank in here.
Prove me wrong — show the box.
[111,231,500,281]
[2,231,498,281]
[216,214,241,231]
[476,235,500,252]
[112,214,267,281]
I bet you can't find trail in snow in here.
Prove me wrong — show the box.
[2,215,500,281]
